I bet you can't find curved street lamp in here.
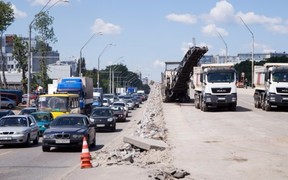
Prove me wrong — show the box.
[239,16,254,87]
[79,32,102,76]
[27,0,69,106]
[97,43,115,88]
[109,56,124,93]
[217,31,228,63]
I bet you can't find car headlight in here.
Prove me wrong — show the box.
[72,134,83,139]
[90,118,95,122]
[107,118,113,122]
[43,134,54,139]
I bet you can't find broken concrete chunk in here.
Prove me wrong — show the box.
[123,135,168,151]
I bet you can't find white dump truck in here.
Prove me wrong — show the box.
[193,63,237,111]
[254,63,288,111]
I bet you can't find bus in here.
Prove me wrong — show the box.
[38,93,80,118]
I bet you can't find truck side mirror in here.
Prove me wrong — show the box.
[200,74,203,83]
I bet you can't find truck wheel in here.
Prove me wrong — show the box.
[264,97,271,111]
[229,104,237,111]
[194,94,200,109]
[200,100,208,112]
[261,96,265,110]
[254,99,261,108]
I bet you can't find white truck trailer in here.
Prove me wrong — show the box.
[193,63,237,111]
[254,63,288,111]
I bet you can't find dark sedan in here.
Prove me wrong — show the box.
[90,107,116,132]
[42,114,96,152]
[111,106,126,122]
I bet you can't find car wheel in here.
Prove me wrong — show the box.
[7,104,13,109]
[33,133,39,144]
[24,135,31,146]
[42,146,50,152]
[111,123,116,132]
[90,136,96,148]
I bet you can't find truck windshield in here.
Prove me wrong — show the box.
[207,72,235,83]
[272,72,288,82]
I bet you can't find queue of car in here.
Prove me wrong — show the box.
[0,91,148,152]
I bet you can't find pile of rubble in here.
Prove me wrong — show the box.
[91,83,191,179]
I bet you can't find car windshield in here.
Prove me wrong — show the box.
[19,109,36,115]
[91,109,112,116]
[0,117,28,127]
[111,106,123,111]
[103,94,113,99]
[50,117,85,127]
[113,103,124,107]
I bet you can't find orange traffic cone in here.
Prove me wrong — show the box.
[80,136,92,169]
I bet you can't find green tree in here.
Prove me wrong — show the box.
[12,35,28,93]
[0,1,15,88]
[32,11,57,92]
[77,57,86,76]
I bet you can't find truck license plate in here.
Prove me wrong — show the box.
[55,139,70,144]
[218,97,225,100]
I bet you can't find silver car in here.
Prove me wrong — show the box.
[0,115,40,146]
[1,97,16,109]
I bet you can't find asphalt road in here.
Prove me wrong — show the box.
[2,88,288,180]
[164,88,288,180]
[0,104,146,180]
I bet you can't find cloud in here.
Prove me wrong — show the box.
[202,0,235,23]
[202,24,228,37]
[166,13,197,24]
[91,18,121,35]
[236,12,282,25]
[265,24,288,34]
[153,60,165,68]
[254,43,275,53]
[29,0,69,6]
[11,4,27,19]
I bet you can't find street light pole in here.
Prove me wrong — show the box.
[79,32,102,76]
[27,0,69,106]
[217,31,228,63]
[239,16,254,88]
[97,43,114,88]
[109,56,124,93]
